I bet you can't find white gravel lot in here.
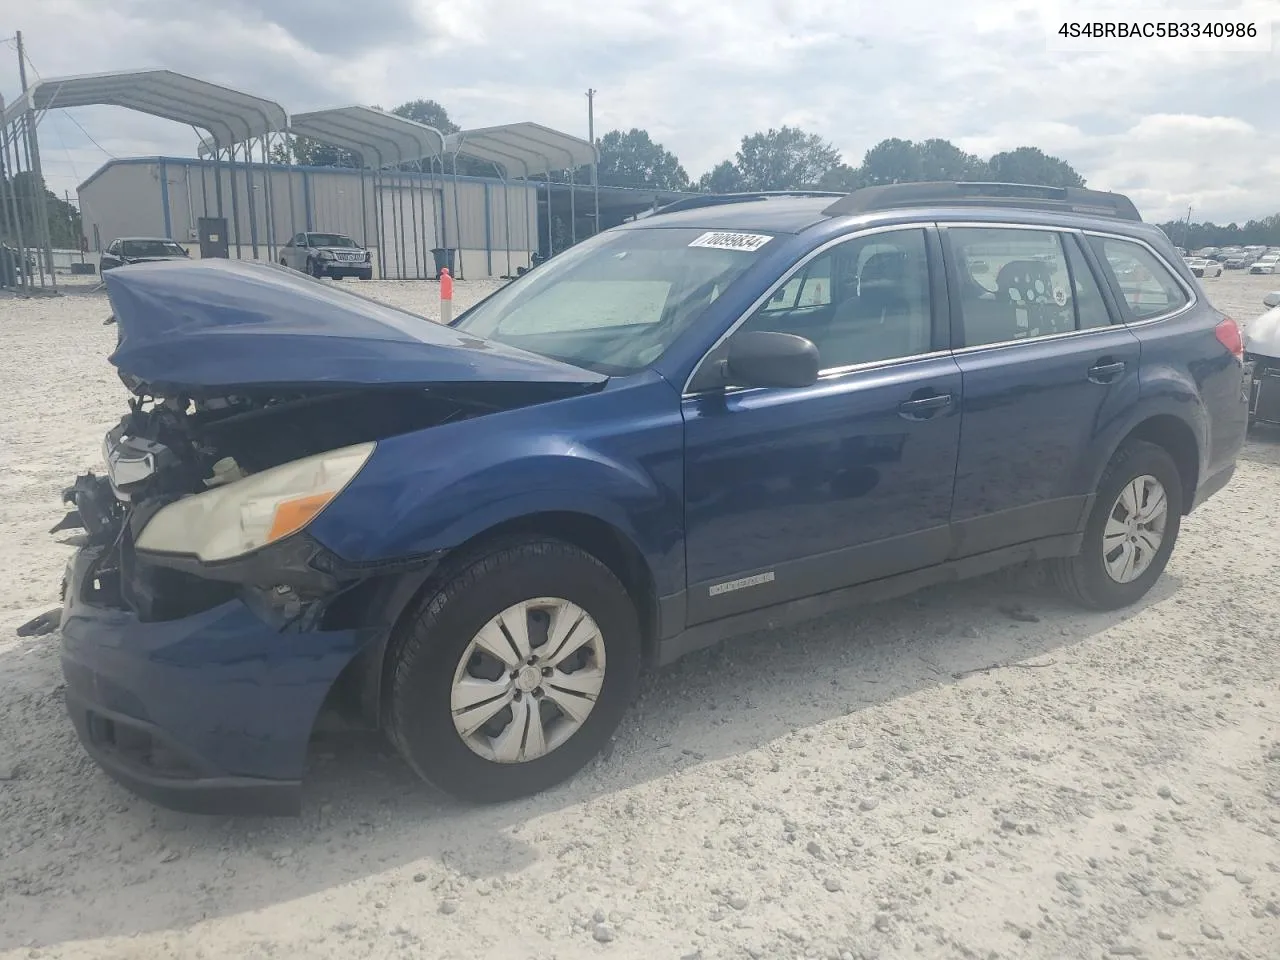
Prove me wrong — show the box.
[1,271,1278,960]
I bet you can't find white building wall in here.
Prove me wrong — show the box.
[78,158,538,279]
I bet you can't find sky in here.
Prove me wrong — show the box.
[3,0,1279,224]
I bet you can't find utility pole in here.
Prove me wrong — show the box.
[586,89,599,235]
[15,30,53,277]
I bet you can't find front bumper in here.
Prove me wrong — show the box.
[319,260,372,279]
[60,545,366,815]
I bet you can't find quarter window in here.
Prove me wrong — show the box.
[949,228,1111,347]
[1088,236,1189,320]
[738,228,933,370]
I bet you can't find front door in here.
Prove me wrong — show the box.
[681,226,963,624]
[942,225,1142,556]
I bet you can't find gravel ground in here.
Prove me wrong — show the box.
[1,271,1278,960]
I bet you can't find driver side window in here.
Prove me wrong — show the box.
[738,228,933,370]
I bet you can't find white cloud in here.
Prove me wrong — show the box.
[6,0,1280,222]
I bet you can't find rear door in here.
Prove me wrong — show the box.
[943,224,1141,556]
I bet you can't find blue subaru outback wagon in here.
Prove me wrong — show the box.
[56,182,1250,814]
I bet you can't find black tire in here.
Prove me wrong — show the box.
[308,258,324,278]
[387,538,642,803]
[1051,440,1183,610]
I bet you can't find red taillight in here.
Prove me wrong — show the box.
[1215,317,1244,361]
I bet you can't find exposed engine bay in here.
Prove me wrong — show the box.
[55,381,549,622]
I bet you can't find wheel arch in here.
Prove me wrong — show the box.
[327,510,661,730]
[1108,414,1201,514]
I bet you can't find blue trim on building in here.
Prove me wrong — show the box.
[483,181,492,276]
[158,159,172,239]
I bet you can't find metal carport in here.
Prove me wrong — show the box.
[445,123,599,271]
[0,68,287,293]
[287,106,446,280]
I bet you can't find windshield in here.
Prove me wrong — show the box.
[122,240,186,258]
[308,233,356,248]
[454,227,768,374]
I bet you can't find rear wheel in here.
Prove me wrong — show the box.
[387,538,642,802]
[1051,440,1182,610]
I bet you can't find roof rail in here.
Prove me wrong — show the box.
[820,182,1142,222]
[642,190,847,219]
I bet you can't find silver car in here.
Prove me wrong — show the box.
[279,232,372,280]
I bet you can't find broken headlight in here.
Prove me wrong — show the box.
[134,442,375,562]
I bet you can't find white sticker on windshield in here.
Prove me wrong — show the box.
[688,231,772,252]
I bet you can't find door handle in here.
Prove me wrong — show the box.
[1087,359,1127,384]
[898,393,953,420]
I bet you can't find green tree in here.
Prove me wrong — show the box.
[857,138,924,185]
[734,126,842,190]
[697,160,745,193]
[392,99,460,134]
[987,146,1085,188]
[815,163,864,192]
[0,172,81,248]
[917,138,989,181]
[269,136,360,167]
[595,129,690,190]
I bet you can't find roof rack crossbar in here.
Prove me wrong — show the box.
[820,181,1142,222]
[644,190,847,218]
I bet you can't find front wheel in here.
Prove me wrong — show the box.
[387,538,642,803]
[1051,440,1183,610]
[308,258,324,278]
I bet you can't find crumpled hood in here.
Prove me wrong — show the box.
[1246,305,1280,357]
[103,258,606,394]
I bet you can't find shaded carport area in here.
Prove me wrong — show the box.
[0,69,287,293]
[445,123,603,266]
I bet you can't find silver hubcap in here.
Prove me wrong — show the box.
[450,598,606,763]
[1103,474,1168,584]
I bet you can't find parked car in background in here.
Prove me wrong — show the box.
[1184,257,1223,278]
[1224,251,1256,269]
[279,232,372,280]
[1246,292,1280,428]
[1249,254,1280,275]
[100,237,190,272]
[56,182,1249,814]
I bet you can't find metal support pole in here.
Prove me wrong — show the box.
[16,31,53,279]
[18,113,47,290]
[523,176,533,270]
[373,170,386,279]
[213,141,225,217]
[3,113,31,295]
[243,138,260,259]
[285,132,297,242]
[0,109,23,293]
[261,136,276,261]
[569,165,577,246]
[587,89,600,236]
[409,164,422,279]
[450,153,464,280]
[227,144,243,259]
[497,163,512,278]
[395,169,407,280]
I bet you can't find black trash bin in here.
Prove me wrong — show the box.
[430,247,456,279]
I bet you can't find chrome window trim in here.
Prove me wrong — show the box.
[712,349,956,400]
[681,223,936,395]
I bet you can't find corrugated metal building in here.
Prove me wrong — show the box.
[77,157,538,280]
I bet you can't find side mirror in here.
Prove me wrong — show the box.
[725,330,820,389]
[1263,292,1280,308]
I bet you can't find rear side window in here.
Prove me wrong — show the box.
[1088,236,1189,320]
[949,228,1110,347]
